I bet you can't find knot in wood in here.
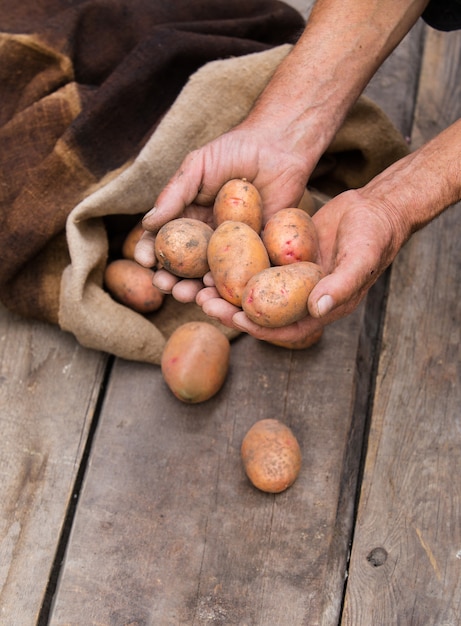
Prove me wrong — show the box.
[366,546,388,567]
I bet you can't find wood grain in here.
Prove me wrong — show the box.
[0,306,107,624]
[342,28,461,626]
[49,308,371,625]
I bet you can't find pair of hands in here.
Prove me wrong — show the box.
[131,0,458,346]
[134,126,407,346]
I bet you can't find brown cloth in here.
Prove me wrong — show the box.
[0,0,304,318]
[0,2,410,365]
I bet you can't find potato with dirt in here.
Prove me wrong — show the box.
[161,321,230,404]
[241,261,324,328]
[155,217,213,278]
[262,207,319,266]
[241,418,302,493]
[122,220,144,260]
[207,220,270,307]
[213,178,263,233]
[104,259,165,314]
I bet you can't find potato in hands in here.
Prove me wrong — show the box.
[213,178,263,233]
[154,217,213,278]
[207,220,270,307]
[262,207,319,265]
[241,262,324,328]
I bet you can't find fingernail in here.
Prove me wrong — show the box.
[134,237,156,267]
[316,294,334,317]
[232,312,249,331]
[143,206,158,220]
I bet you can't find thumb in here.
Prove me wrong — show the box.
[142,153,205,231]
[307,251,379,320]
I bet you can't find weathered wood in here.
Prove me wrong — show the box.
[342,27,461,626]
[49,305,370,626]
[364,18,426,137]
[0,305,108,624]
[286,0,315,20]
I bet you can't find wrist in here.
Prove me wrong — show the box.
[359,119,461,246]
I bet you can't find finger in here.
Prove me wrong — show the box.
[307,247,381,319]
[142,151,207,231]
[134,231,157,267]
[152,269,179,293]
[183,204,214,227]
[195,286,220,307]
[201,296,241,328]
[232,310,323,343]
[202,271,215,288]
[171,279,204,303]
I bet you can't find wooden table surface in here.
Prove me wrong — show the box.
[1,5,460,625]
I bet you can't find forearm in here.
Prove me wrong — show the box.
[358,118,461,244]
[241,0,428,162]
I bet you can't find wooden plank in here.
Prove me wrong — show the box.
[342,27,461,626]
[49,304,371,626]
[0,304,108,624]
[286,0,315,20]
[364,18,426,137]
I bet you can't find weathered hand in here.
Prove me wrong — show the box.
[133,123,313,300]
[199,186,409,345]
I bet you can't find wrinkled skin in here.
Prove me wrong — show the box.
[135,0,461,345]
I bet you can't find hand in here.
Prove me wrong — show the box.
[198,186,409,345]
[134,123,314,300]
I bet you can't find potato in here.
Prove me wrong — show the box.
[122,220,144,260]
[155,217,213,278]
[161,321,230,403]
[241,261,324,328]
[207,220,270,307]
[213,178,263,233]
[262,208,319,266]
[104,259,165,314]
[241,418,302,493]
[266,326,324,350]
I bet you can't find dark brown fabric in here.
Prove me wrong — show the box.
[0,0,305,321]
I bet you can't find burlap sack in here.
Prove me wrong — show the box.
[0,0,305,323]
[59,44,410,364]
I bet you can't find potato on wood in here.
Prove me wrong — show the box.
[122,220,144,260]
[213,178,263,233]
[207,220,270,307]
[262,208,319,266]
[104,259,165,314]
[241,418,302,493]
[161,321,230,403]
[241,262,324,328]
[155,217,213,278]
